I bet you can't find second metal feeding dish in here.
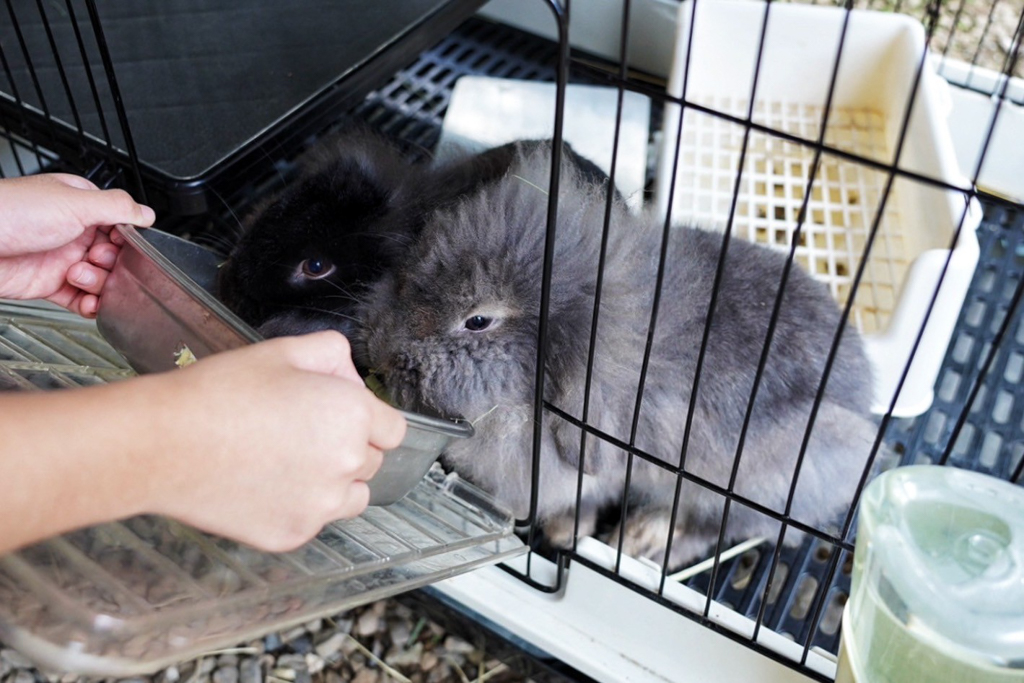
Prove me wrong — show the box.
[96,225,473,506]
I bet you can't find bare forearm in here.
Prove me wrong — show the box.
[0,378,165,554]
[0,334,407,556]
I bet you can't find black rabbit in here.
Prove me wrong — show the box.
[357,141,879,567]
[218,128,424,339]
[218,129,618,345]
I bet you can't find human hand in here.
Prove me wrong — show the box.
[140,331,407,552]
[0,173,155,317]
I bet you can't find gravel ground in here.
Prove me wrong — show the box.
[0,598,545,683]
[803,0,1022,78]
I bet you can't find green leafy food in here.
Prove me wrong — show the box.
[364,372,395,406]
[173,343,197,368]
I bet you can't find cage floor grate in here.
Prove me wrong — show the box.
[886,202,1024,479]
[0,306,133,389]
[352,18,560,156]
[667,97,907,335]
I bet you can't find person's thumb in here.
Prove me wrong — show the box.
[72,186,156,228]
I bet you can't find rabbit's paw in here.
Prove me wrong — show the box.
[541,509,598,549]
[608,509,715,570]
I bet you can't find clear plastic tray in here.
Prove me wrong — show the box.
[0,302,525,676]
[95,226,475,506]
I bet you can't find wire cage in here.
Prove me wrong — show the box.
[2,0,1023,681]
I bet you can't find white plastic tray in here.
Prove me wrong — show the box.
[656,0,981,417]
[436,77,652,209]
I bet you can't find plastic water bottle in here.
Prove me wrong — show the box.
[837,465,1024,682]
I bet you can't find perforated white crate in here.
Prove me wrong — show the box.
[656,0,981,417]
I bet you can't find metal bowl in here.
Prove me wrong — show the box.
[96,225,473,506]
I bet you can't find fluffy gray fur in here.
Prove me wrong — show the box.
[357,142,878,566]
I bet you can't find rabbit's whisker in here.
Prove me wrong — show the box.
[290,305,363,325]
[342,231,413,246]
[512,174,549,196]
[470,405,501,427]
[319,280,362,298]
[207,185,246,244]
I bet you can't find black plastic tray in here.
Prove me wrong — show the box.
[0,0,484,214]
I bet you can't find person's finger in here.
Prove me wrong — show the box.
[354,447,385,482]
[365,399,407,451]
[43,175,156,227]
[87,242,119,270]
[91,227,113,244]
[45,285,98,319]
[67,262,109,295]
[337,481,371,519]
[77,293,100,319]
[44,282,80,313]
[136,204,157,227]
[280,330,364,384]
[48,173,100,192]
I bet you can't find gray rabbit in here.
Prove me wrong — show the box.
[357,141,878,567]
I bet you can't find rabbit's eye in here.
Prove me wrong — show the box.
[464,315,493,332]
[299,258,335,280]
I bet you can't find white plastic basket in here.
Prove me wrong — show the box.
[656,0,982,417]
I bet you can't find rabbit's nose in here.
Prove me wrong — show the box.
[382,352,421,386]
[392,352,416,372]
[394,354,420,380]
[373,351,406,377]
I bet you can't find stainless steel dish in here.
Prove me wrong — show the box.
[96,225,473,505]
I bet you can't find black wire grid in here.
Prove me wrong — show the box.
[2,1,1023,680]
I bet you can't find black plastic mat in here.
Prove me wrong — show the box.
[886,201,1024,479]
